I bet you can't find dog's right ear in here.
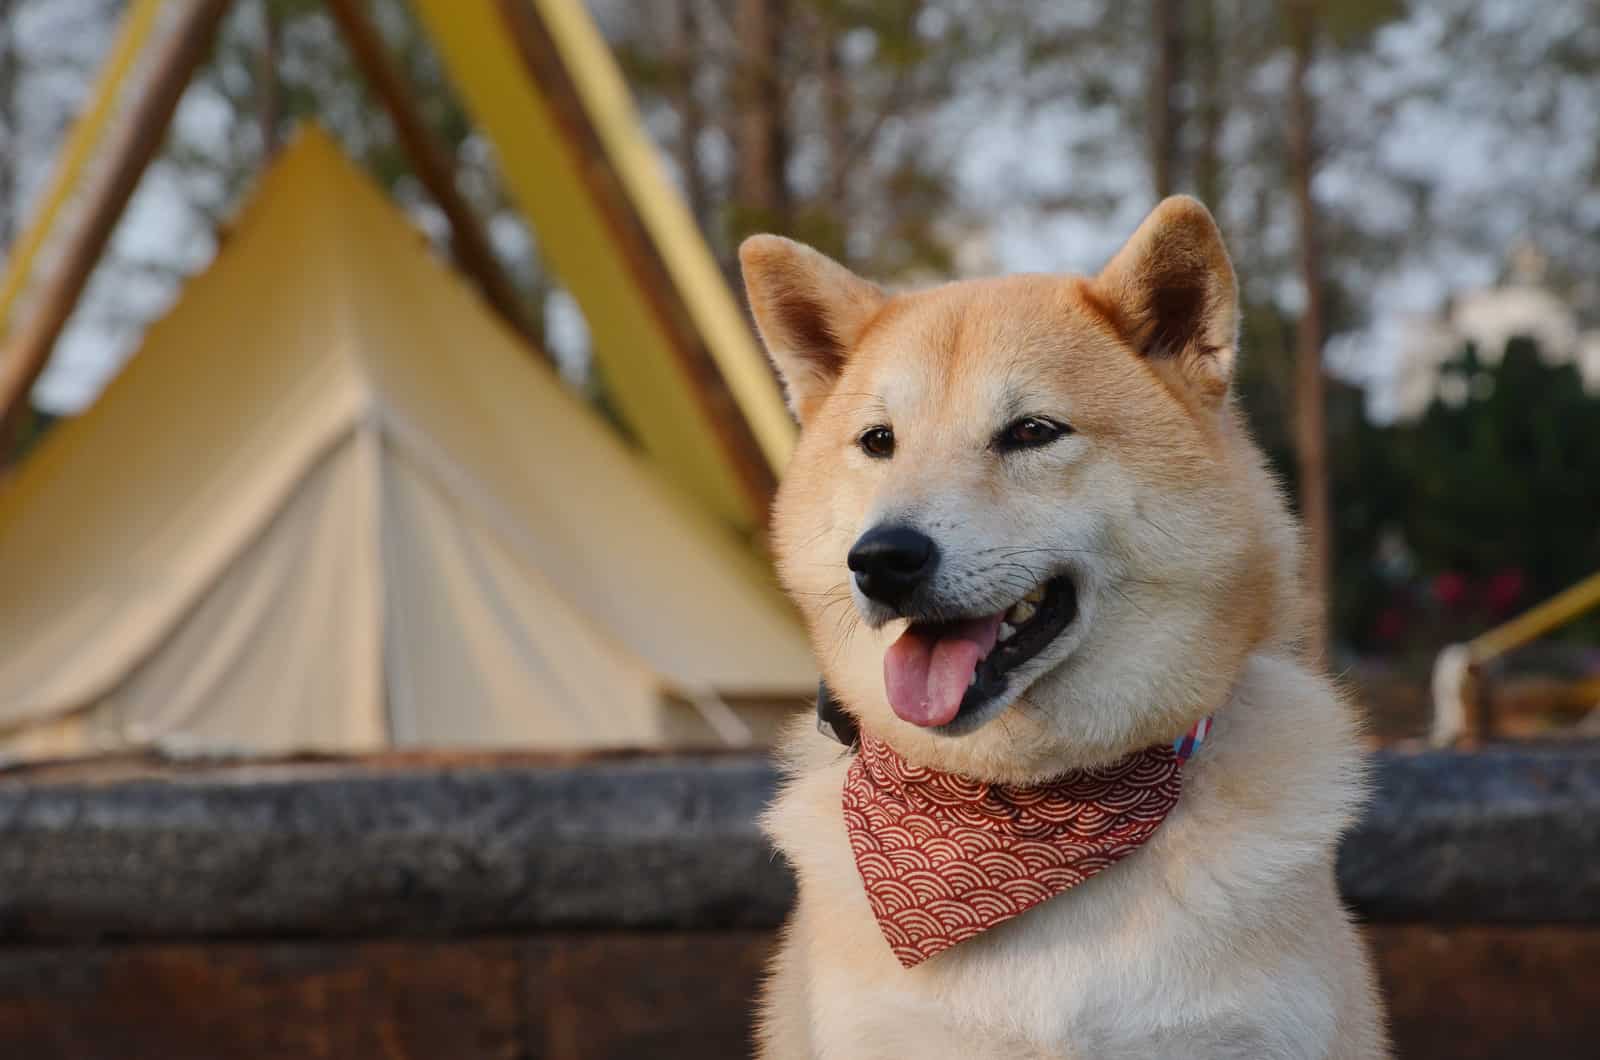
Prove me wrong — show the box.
[1089,196,1239,406]
[739,235,886,422]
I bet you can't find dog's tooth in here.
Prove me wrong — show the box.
[1008,599,1037,625]
[998,621,1016,642]
[1024,585,1047,604]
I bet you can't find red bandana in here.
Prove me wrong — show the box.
[843,722,1209,967]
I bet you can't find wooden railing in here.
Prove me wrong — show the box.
[1432,570,1600,744]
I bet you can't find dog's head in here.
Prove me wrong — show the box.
[742,197,1302,781]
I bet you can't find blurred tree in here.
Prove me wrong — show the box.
[0,0,19,251]
[733,0,791,237]
[0,0,125,257]
[609,0,976,278]
[1334,336,1600,654]
[157,0,554,351]
[1147,0,1183,199]
[665,0,711,229]
[257,0,282,159]
[1286,0,1332,657]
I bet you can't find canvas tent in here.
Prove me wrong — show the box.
[0,129,815,759]
[0,0,794,537]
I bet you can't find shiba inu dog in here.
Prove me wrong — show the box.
[739,196,1389,1058]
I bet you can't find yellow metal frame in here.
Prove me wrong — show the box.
[0,0,164,338]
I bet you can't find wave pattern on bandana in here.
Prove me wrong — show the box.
[842,731,1189,967]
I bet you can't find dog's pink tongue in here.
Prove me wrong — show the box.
[883,613,1005,727]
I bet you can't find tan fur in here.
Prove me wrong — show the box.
[741,197,1389,1057]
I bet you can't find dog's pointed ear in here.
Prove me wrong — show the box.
[1090,196,1239,403]
[740,235,887,422]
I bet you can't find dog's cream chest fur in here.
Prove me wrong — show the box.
[761,654,1385,1059]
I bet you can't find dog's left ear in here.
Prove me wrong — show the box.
[1090,196,1239,403]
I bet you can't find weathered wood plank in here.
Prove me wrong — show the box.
[534,933,770,1058]
[0,933,771,1060]
[0,927,1595,1058]
[0,940,529,1059]
[1369,924,1600,1060]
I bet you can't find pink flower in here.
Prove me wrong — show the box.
[1433,571,1470,609]
[1485,569,1526,617]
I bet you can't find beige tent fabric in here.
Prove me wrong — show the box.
[0,128,813,757]
[381,441,672,747]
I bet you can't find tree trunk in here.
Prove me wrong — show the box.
[258,0,281,161]
[1148,0,1184,198]
[1194,0,1225,211]
[0,0,18,252]
[1287,0,1332,660]
[734,0,789,233]
[668,0,709,232]
[817,13,849,212]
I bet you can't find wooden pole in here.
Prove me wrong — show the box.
[0,0,234,464]
[325,0,546,361]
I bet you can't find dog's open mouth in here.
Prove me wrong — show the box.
[883,575,1078,729]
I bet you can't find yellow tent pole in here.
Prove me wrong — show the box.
[409,0,787,532]
[528,0,795,474]
[0,0,233,452]
[1468,570,1600,663]
[0,0,165,339]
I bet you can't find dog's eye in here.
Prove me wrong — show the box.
[998,417,1069,451]
[858,426,895,458]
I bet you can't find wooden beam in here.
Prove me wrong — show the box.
[0,0,166,340]
[325,0,546,362]
[3,928,1600,1059]
[491,0,778,524]
[0,0,233,464]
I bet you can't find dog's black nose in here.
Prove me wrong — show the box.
[848,525,939,606]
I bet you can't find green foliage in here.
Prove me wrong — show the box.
[1,405,50,465]
[1331,338,1600,650]
[1308,0,1409,49]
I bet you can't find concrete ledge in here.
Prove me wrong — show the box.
[0,746,1596,942]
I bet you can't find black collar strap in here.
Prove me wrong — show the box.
[815,679,860,748]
